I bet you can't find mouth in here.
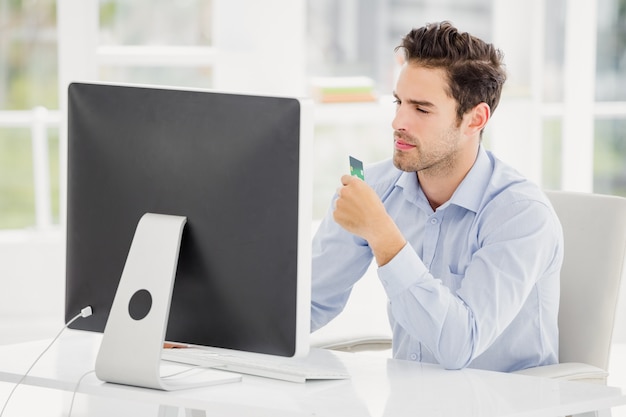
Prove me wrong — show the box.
[394,137,416,151]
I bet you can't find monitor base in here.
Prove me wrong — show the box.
[94,213,240,390]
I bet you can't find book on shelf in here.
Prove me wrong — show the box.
[309,76,377,103]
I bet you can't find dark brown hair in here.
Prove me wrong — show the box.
[396,21,507,123]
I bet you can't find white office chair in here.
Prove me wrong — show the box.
[514,190,626,385]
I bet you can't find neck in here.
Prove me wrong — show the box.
[418,144,480,210]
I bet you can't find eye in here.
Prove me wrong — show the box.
[416,107,429,114]
[393,98,401,105]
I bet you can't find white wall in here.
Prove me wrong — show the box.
[0,231,65,344]
[212,0,307,97]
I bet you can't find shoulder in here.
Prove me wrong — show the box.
[485,152,552,210]
[479,152,562,238]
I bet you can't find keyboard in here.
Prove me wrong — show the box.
[161,348,350,383]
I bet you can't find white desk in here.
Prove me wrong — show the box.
[0,331,624,417]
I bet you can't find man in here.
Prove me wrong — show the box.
[311,21,563,372]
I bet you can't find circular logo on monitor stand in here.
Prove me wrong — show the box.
[128,289,152,320]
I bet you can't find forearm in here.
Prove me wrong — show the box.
[378,245,478,369]
[389,285,478,369]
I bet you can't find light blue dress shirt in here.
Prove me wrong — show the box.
[311,147,563,372]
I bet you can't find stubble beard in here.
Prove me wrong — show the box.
[392,127,462,178]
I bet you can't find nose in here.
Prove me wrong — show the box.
[391,105,408,132]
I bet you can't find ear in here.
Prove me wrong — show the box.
[463,102,490,136]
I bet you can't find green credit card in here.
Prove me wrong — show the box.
[349,156,364,180]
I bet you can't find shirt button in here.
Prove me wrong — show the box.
[409,353,418,361]
[430,218,438,225]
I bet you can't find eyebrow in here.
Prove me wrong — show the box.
[393,91,437,109]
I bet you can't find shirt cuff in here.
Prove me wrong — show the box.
[377,243,430,298]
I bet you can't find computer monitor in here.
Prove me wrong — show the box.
[65,82,313,359]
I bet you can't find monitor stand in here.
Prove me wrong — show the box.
[94,213,241,390]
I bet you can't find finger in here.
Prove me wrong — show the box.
[340,174,354,186]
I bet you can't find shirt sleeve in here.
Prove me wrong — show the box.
[378,199,562,369]
[310,206,374,332]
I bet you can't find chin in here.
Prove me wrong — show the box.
[392,155,417,173]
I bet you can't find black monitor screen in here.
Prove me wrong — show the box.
[65,82,312,357]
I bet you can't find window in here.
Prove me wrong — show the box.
[0,0,59,229]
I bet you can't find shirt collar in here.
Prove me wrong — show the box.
[448,146,492,213]
[394,168,432,213]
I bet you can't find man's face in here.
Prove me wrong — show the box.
[391,63,464,175]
